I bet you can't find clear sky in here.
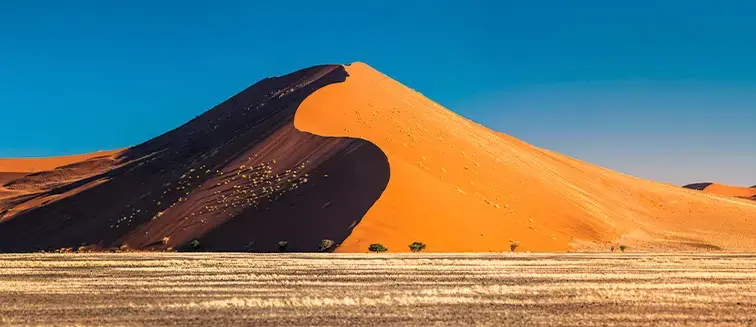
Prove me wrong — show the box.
[1,1,755,186]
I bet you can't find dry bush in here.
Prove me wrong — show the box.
[369,243,388,252]
[278,241,289,252]
[409,242,426,252]
[319,239,335,252]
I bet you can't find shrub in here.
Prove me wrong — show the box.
[189,239,200,250]
[619,245,628,252]
[369,243,388,252]
[319,239,335,252]
[510,241,520,252]
[409,242,426,252]
[278,241,289,252]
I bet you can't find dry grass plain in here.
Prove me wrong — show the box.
[1,253,755,326]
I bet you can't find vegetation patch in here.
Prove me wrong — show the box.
[319,239,335,252]
[369,243,388,252]
[409,242,426,252]
[278,241,289,252]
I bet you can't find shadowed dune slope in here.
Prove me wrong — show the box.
[295,62,756,252]
[682,182,713,191]
[0,65,389,252]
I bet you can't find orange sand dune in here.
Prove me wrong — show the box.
[0,150,122,173]
[689,183,756,199]
[295,62,756,252]
[2,63,756,253]
[0,150,123,203]
[0,65,388,252]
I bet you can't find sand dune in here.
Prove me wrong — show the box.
[2,62,756,252]
[0,150,121,173]
[296,63,756,252]
[0,65,388,252]
[684,183,756,200]
[0,151,123,204]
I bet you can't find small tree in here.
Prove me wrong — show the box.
[510,241,520,252]
[278,241,289,252]
[409,242,426,252]
[369,243,388,252]
[619,245,628,252]
[189,239,200,250]
[319,239,335,252]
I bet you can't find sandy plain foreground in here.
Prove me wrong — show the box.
[0,253,754,326]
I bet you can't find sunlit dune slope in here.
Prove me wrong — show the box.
[684,183,756,200]
[295,62,756,252]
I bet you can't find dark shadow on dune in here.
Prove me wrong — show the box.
[197,136,388,252]
[0,65,390,252]
[682,182,713,191]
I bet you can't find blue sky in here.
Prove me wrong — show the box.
[1,1,755,185]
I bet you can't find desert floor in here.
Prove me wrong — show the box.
[1,253,754,326]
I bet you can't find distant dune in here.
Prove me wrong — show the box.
[684,183,756,200]
[2,63,756,252]
[0,150,121,173]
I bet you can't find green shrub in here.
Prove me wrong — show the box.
[319,239,335,252]
[619,245,628,252]
[278,241,289,252]
[189,239,200,250]
[368,243,388,252]
[409,242,426,252]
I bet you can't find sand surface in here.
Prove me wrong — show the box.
[0,253,754,326]
[0,150,122,173]
[295,62,756,252]
[701,184,756,199]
